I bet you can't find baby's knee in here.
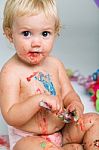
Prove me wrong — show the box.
[83,118,99,150]
[13,136,62,150]
[62,113,99,145]
[83,139,99,150]
[77,113,99,131]
[13,137,35,150]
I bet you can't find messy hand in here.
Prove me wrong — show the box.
[66,103,81,121]
[39,94,63,115]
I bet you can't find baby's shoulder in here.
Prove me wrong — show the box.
[47,55,62,66]
[0,54,21,78]
[1,55,16,71]
[47,56,66,73]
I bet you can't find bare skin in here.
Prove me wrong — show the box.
[62,113,99,150]
[0,54,80,150]
[63,144,83,150]
[1,7,99,150]
[13,136,63,150]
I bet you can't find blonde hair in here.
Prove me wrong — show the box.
[3,0,61,34]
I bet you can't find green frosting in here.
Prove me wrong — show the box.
[40,142,46,149]
[96,90,99,112]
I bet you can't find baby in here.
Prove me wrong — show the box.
[0,0,99,150]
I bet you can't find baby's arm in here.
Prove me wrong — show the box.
[0,65,61,127]
[63,90,84,119]
[0,66,40,126]
[57,60,84,120]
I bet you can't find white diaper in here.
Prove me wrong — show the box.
[8,125,62,150]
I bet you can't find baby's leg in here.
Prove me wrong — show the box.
[62,113,99,150]
[62,118,85,144]
[13,136,63,150]
[63,144,83,150]
[83,115,99,150]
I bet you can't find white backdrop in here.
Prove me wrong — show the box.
[0,0,99,75]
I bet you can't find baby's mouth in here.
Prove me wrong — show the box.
[27,51,41,57]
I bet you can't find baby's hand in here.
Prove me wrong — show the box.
[58,109,78,123]
[39,100,52,110]
[39,95,63,114]
[66,103,81,122]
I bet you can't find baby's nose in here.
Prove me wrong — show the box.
[31,36,41,47]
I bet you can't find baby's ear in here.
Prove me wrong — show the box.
[4,27,13,43]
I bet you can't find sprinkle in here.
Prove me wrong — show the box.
[40,142,46,148]
[94,140,99,147]
[40,142,53,149]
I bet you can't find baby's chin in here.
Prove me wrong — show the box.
[27,52,46,65]
[18,54,45,66]
[26,57,45,66]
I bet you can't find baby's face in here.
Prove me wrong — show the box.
[10,12,56,65]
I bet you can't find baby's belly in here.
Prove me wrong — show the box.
[18,111,65,135]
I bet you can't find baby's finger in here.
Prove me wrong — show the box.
[66,105,75,113]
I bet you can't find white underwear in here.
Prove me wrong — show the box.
[8,125,62,150]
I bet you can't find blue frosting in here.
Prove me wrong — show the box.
[34,72,56,96]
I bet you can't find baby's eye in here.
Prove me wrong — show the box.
[22,31,31,37]
[42,31,50,37]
